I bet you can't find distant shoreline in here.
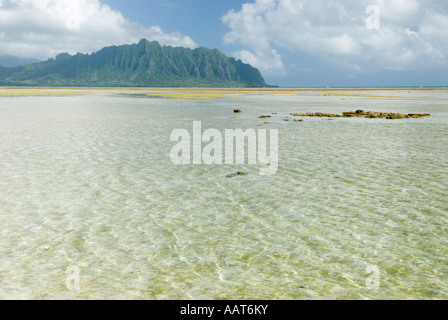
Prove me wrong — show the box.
[0,86,447,91]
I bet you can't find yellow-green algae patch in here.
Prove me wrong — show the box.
[0,88,84,97]
[144,92,244,100]
[320,93,435,99]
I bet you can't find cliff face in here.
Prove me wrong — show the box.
[0,39,267,87]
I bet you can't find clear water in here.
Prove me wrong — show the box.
[0,89,447,300]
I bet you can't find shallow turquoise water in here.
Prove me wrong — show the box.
[0,90,447,299]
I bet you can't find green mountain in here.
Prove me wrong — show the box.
[0,39,268,87]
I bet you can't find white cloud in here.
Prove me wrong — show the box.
[232,49,285,75]
[0,0,197,60]
[222,0,448,75]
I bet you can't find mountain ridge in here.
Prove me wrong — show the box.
[0,55,41,68]
[0,39,268,88]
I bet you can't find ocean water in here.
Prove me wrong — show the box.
[0,89,447,300]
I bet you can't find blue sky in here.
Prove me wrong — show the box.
[0,0,447,87]
[101,0,245,49]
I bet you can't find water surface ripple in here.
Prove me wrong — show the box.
[0,90,447,299]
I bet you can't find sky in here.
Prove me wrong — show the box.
[0,0,447,87]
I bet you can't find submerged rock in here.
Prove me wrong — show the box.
[291,112,342,118]
[408,113,431,118]
[291,110,431,119]
[226,171,248,178]
[364,112,430,119]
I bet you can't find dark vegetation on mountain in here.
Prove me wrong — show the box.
[0,39,268,87]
